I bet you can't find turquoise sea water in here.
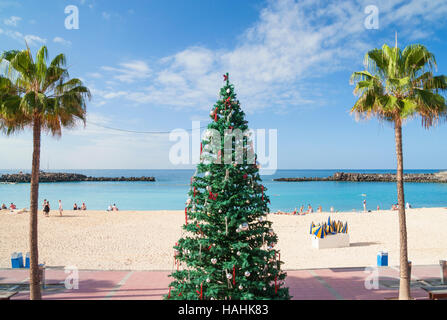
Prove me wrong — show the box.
[1,169,447,212]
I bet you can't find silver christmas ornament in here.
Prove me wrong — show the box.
[206,278,211,283]
[205,171,211,177]
[238,285,243,290]
[226,273,233,280]
[226,89,230,93]
[244,271,251,277]
[241,222,249,231]
[237,251,241,256]
[211,258,217,264]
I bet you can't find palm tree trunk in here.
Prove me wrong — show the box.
[29,115,42,300]
[395,120,411,300]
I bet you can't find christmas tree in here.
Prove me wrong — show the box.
[166,74,290,300]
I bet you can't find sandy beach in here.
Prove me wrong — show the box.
[1,207,446,270]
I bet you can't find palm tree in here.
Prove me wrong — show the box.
[350,38,447,299]
[0,45,90,300]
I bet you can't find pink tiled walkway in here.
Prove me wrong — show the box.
[1,265,443,300]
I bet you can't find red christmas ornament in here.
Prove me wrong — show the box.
[261,185,264,201]
[167,286,171,299]
[209,191,218,200]
[223,74,228,82]
[214,107,218,122]
[243,174,248,179]
[185,207,188,225]
[200,143,202,155]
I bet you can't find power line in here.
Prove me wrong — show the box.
[87,121,209,134]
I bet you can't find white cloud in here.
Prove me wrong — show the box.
[102,12,111,20]
[53,36,72,46]
[24,34,46,46]
[0,28,46,47]
[90,0,447,115]
[101,60,151,83]
[4,16,21,27]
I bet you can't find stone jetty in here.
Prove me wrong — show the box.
[0,172,156,183]
[274,171,447,183]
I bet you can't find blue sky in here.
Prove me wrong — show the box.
[1,0,447,170]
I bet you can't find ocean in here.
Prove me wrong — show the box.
[1,169,447,212]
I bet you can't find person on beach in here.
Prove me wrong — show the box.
[406,202,412,209]
[377,205,380,211]
[307,205,313,214]
[81,203,87,211]
[43,201,50,217]
[112,204,119,211]
[73,203,78,211]
[317,205,322,213]
[1,203,7,210]
[58,200,63,216]
[107,204,112,212]
[9,203,17,211]
[299,205,304,214]
[330,206,334,213]
[363,199,367,212]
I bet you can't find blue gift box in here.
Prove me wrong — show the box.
[377,251,388,266]
[25,252,30,268]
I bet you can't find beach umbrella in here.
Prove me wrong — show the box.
[312,225,325,239]
[327,216,331,226]
[342,222,348,233]
[310,222,315,234]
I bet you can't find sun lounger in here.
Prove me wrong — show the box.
[0,291,18,300]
